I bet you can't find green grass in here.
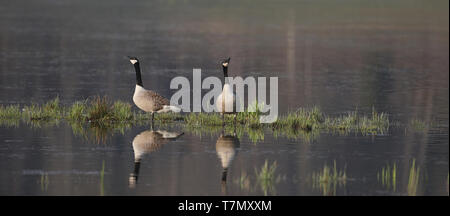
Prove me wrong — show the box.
[0,105,21,127]
[273,107,323,131]
[23,97,62,121]
[0,96,402,139]
[311,160,347,196]
[40,172,49,192]
[234,171,252,193]
[67,100,88,121]
[100,160,105,196]
[323,108,389,135]
[185,112,224,126]
[0,105,21,119]
[409,118,428,132]
[255,160,279,196]
[377,162,397,192]
[407,159,421,196]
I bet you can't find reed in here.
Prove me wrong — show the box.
[407,159,420,196]
[311,160,347,196]
[255,160,279,196]
[377,162,397,192]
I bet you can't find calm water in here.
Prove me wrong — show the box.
[0,0,448,195]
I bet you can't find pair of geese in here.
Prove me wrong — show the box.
[129,56,236,125]
[128,57,240,192]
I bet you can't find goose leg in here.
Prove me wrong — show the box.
[222,113,225,126]
[151,112,155,129]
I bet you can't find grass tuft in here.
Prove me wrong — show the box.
[312,160,347,196]
[407,159,421,196]
[377,162,397,192]
[0,105,21,119]
[255,160,279,196]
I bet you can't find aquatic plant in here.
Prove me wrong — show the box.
[67,100,88,121]
[23,97,62,121]
[234,171,252,193]
[407,159,421,196]
[112,101,133,121]
[100,160,105,196]
[0,105,21,127]
[358,108,389,134]
[68,120,132,144]
[0,118,20,128]
[272,106,323,131]
[255,160,279,196]
[377,162,397,192]
[409,118,428,132]
[184,112,224,126]
[311,161,347,196]
[0,97,397,140]
[87,96,113,121]
[39,172,49,192]
[323,111,358,131]
[0,105,21,119]
[323,108,389,135]
[246,127,265,144]
[272,126,320,144]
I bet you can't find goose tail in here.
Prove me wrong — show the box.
[158,105,182,113]
[157,131,184,139]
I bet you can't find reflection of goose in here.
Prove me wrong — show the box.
[215,130,240,193]
[216,57,240,124]
[129,129,184,188]
[128,56,181,127]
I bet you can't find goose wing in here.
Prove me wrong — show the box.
[143,90,170,111]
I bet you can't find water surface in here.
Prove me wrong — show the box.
[0,0,448,195]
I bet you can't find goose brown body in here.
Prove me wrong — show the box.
[133,85,170,113]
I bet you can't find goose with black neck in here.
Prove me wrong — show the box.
[128,56,181,127]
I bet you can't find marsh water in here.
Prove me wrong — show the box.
[0,0,448,195]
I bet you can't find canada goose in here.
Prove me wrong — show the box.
[128,56,181,127]
[215,129,240,194]
[129,129,184,188]
[216,57,240,124]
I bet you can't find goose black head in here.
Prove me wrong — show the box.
[221,57,231,68]
[221,57,231,77]
[128,56,139,65]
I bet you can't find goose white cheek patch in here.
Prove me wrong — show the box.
[130,60,138,64]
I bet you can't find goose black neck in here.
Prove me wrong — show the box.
[221,168,228,182]
[134,62,143,87]
[133,161,141,177]
[222,66,229,78]
[222,66,229,85]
